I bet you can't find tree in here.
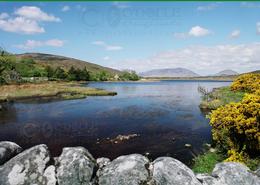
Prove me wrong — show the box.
[54,67,67,79]
[45,66,54,78]
[67,66,77,81]
[67,67,90,81]
[2,70,22,83]
[0,47,10,57]
[98,71,109,81]
[119,70,140,81]
[0,55,18,84]
[78,67,90,81]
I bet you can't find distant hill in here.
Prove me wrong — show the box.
[16,53,121,75]
[213,70,239,76]
[249,70,260,74]
[139,68,200,77]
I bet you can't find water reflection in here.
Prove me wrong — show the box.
[0,103,18,124]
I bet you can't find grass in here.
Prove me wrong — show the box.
[192,151,225,173]
[200,86,245,110]
[192,150,260,173]
[0,81,116,102]
[245,157,260,171]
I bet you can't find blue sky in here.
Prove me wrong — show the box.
[0,1,260,75]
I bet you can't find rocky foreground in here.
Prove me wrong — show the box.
[0,141,259,185]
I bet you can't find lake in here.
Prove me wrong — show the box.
[0,80,231,165]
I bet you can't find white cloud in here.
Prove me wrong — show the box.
[45,39,65,47]
[0,6,60,34]
[189,26,211,37]
[230,30,240,38]
[109,43,260,75]
[15,6,60,22]
[197,3,218,11]
[92,41,123,51]
[103,56,110,61]
[62,6,70,12]
[257,22,260,34]
[15,39,65,49]
[0,13,9,19]
[0,17,45,34]
[174,26,211,39]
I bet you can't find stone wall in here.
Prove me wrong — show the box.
[0,141,259,185]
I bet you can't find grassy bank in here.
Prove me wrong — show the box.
[0,81,116,102]
[193,149,260,173]
[199,86,245,110]
[192,151,225,173]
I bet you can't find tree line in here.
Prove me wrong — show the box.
[0,49,140,84]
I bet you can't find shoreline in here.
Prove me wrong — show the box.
[0,81,117,103]
[0,79,233,103]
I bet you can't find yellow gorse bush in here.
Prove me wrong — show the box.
[224,149,247,163]
[209,73,260,162]
[231,73,260,93]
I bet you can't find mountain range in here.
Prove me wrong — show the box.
[139,68,200,77]
[213,70,239,76]
[14,53,258,78]
[139,68,241,77]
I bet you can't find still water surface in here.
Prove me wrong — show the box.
[0,80,231,165]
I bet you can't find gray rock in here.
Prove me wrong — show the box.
[151,157,201,185]
[0,144,55,185]
[98,154,150,185]
[97,157,111,177]
[0,141,22,165]
[255,166,260,176]
[210,162,260,185]
[55,147,96,185]
[97,157,111,169]
[43,165,56,185]
[196,173,217,185]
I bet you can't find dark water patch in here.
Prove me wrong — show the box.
[0,81,230,165]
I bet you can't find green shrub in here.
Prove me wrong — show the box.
[119,71,140,81]
[67,67,90,81]
[192,152,225,173]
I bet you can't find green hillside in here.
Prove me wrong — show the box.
[0,51,140,84]
[16,53,121,75]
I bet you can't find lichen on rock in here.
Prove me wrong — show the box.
[0,142,259,185]
[55,147,96,185]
